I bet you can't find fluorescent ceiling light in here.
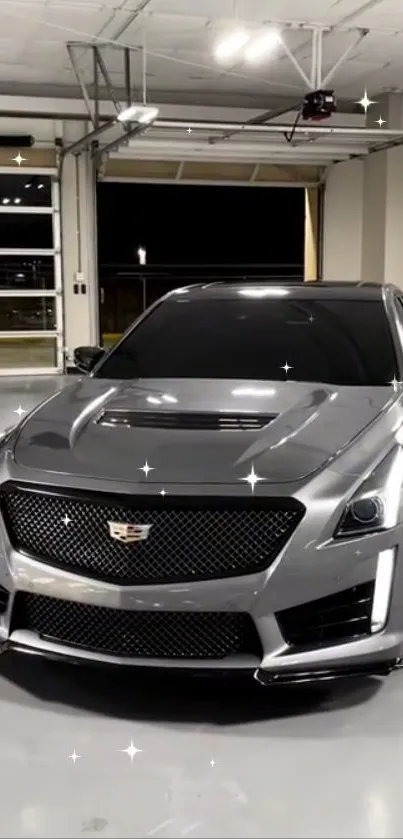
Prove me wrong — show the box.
[118,104,159,124]
[214,30,250,61]
[245,30,281,61]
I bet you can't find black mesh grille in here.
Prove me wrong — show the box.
[0,485,304,585]
[13,593,262,660]
[98,410,276,431]
[276,582,375,649]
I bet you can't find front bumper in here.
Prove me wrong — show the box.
[3,626,402,685]
[1,478,403,684]
[0,543,401,684]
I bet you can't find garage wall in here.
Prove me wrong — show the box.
[322,159,364,282]
[361,150,387,285]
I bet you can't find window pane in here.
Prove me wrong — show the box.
[0,174,52,207]
[0,256,54,290]
[0,214,53,249]
[0,297,56,331]
[0,336,57,369]
[97,298,397,387]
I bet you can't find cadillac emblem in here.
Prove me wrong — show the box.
[107,522,152,543]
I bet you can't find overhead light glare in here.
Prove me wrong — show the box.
[232,386,276,397]
[214,30,250,61]
[238,287,289,298]
[2,198,10,204]
[245,30,281,61]
[118,103,159,124]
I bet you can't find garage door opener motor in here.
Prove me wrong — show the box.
[284,89,337,143]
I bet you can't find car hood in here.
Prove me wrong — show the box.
[11,377,392,485]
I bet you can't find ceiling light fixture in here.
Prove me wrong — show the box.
[118,104,159,124]
[245,30,281,62]
[214,30,250,61]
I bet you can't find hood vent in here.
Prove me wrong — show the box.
[97,410,275,431]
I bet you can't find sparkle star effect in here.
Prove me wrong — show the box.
[389,377,402,390]
[240,464,264,494]
[308,314,315,324]
[356,90,376,113]
[139,460,154,478]
[187,127,192,133]
[62,514,72,526]
[160,489,167,496]
[12,152,26,166]
[69,750,80,763]
[210,759,215,768]
[375,115,386,128]
[121,741,143,762]
[281,362,293,376]
[13,405,26,418]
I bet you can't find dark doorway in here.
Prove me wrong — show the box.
[97,182,305,345]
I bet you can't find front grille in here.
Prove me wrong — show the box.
[0,485,304,586]
[276,581,375,649]
[98,410,276,431]
[12,593,262,660]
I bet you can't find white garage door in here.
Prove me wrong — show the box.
[0,169,63,375]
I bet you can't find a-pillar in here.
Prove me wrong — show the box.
[322,93,403,288]
[60,141,99,369]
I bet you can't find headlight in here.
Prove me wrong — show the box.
[335,445,403,537]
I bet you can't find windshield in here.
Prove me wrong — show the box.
[95,297,398,386]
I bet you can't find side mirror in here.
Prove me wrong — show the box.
[73,346,104,373]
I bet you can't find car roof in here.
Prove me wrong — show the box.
[167,281,393,301]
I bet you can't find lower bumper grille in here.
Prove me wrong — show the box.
[276,582,375,649]
[12,593,262,660]
[0,484,304,585]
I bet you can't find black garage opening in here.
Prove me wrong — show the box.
[97,182,305,348]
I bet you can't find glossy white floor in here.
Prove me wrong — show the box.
[0,376,403,839]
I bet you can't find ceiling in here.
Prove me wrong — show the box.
[0,0,402,181]
[0,0,402,110]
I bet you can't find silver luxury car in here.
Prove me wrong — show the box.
[1,280,403,685]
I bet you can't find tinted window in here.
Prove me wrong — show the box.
[0,214,53,249]
[96,296,397,386]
